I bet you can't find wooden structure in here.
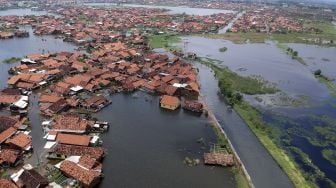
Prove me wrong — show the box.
[204,144,234,167]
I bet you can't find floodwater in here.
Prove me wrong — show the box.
[0,26,77,89]
[0,8,51,16]
[0,9,236,188]
[85,3,236,15]
[175,36,336,186]
[178,36,332,103]
[96,92,235,188]
[194,63,293,188]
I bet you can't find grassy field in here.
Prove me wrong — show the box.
[147,33,181,49]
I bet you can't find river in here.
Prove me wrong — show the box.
[0,8,236,188]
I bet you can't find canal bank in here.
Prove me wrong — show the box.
[194,62,294,188]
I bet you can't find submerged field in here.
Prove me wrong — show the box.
[193,58,313,187]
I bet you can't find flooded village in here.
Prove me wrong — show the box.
[0,2,238,188]
[0,0,335,188]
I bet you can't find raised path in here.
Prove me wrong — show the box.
[196,63,294,188]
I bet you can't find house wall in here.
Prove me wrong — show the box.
[160,103,178,110]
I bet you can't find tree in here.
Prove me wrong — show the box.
[293,51,298,56]
[314,69,322,76]
[83,66,89,72]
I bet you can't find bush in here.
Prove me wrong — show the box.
[314,69,322,76]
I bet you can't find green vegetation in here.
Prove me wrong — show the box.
[195,58,277,106]
[201,32,268,44]
[232,167,250,188]
[285,47,305,65]
[197,58,314,188]
[183,157,200,166]
[274,42,306,65]
[46,167,68,186]
[219,47,228,52]
[211,123,230,151]
[211,121,250,187]
[235,102,314,188]
[287,115,336,147]
[314,70,336,97]
[288,146,334,187]
[314,126,336,148]
[147,33,181,50]
[3,57,21,63]
[322,149,336,166]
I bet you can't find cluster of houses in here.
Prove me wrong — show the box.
[230,8,321,33]
[0,5,234,43]
[0,41,204,187]
[0,115,31,167]
[0,3,213,187]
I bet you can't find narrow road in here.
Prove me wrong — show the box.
[218,11,245,34]
[26,92,46,167]
[196,63,294,188]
